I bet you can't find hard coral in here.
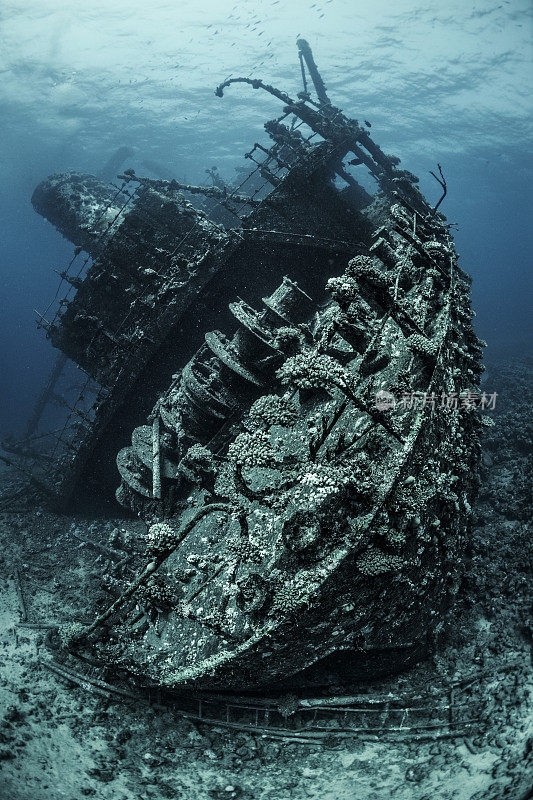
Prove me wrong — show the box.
[356,546,407,576]
[406,334,438,358]
[227,430,278,468]
[145,521,178,555]
[248,394,299,429]
[277,349,349,393]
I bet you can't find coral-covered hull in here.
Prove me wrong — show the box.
[99,193,483,689]
[32,42,484,688]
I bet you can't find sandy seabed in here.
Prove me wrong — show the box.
[0,359,531,800]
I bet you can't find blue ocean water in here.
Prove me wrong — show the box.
[0,0,531,437]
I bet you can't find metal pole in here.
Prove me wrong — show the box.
[296,39,331,108]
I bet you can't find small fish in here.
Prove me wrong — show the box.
[364,120,371,127]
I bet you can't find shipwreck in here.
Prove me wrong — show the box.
[14,41,485,689]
